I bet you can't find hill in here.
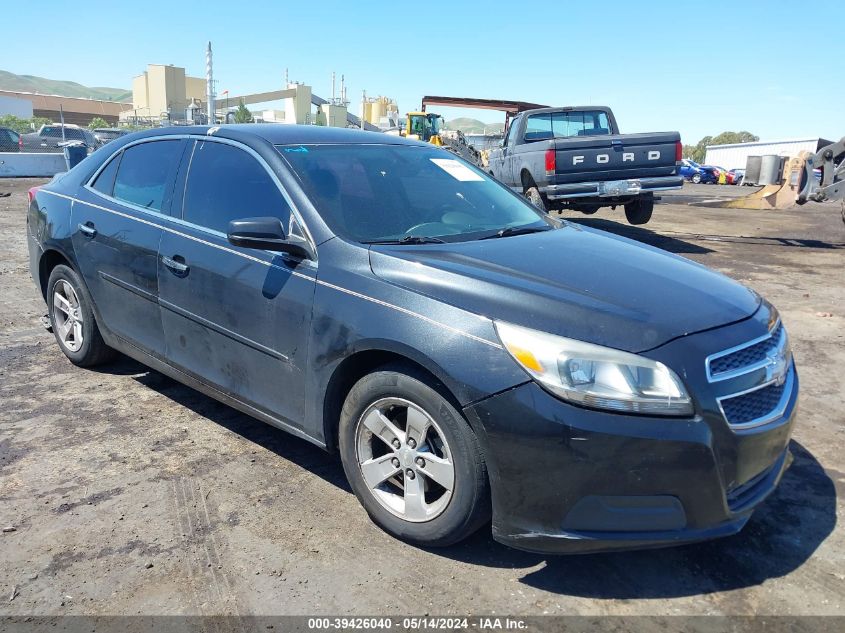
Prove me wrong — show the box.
[444,117,505,134]
[0,70,131,102]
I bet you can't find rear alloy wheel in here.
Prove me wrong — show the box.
[525,186,548,212]
[691,173,702,184]
[339,366,490,546]
[624,196,654,225]
[47,264,115,367]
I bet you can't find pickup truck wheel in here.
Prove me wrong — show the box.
[525,187,548,212]
[338,365,490,547]
[624,197,654,225]
[691,173,702,184]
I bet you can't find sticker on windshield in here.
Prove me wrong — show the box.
[430,158,484,182]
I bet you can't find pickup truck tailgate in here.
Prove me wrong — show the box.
[552,131,680,183]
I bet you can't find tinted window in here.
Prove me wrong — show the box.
[91,151,122,196]
[112,140,182,211]
[183,140,291,233]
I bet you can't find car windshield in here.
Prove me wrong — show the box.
[278,144,553,243]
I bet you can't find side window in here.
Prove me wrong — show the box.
[524,114,552,141]
[90,151,122,196]
[112,140,183,212]
[182,140,291,234]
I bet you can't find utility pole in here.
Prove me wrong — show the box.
[206,41,215,124]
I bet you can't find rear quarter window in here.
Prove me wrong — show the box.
[111,140,183,212]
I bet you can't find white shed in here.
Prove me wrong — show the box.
[704,138,829,170]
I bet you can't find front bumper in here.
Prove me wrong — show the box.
[543,175,683,200]
[463,371,798,555]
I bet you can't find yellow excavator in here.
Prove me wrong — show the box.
[404,112,444,145]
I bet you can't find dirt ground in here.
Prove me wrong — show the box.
[1,178,843,617]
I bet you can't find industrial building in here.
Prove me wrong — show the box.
[0,89,131,126]
[121,58,378,131]
[123,64,208,125]
[704,137,832,170]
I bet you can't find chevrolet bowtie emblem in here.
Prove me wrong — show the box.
[766,351,789,386]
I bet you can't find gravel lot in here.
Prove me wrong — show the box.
[1,178,843,617]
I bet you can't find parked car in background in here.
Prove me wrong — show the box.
[704,165,728,184]
[27,125,799,554]
[0,126,22,152]
[92,128,128,145]
[679,159,717,184]
[21,124,99,152]
[727,168,745,185]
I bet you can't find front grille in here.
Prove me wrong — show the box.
[720,380,787,426]
[707,320,793,429]
[710,323,783,377]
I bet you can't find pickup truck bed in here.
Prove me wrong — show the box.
[487,106,683,225]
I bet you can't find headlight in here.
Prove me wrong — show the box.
[494,321,693,416]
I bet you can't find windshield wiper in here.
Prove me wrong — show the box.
[478,226,551,240]
[365,235,446,245]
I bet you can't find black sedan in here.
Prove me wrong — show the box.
[26,125,798,553]
[0,126,22,152]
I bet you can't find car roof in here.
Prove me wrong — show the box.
[126,124,427,147]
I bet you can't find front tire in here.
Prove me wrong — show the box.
[338,365,490,547]
[691,173,702,184]
[624,196,654,225]
[47,264,115,367]
[525,186,548,212]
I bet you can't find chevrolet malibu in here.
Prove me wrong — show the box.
[27,126,798,553]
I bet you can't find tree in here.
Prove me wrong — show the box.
[233,101,253,124]
[88,117,109,130]
[0,115,54,133]
[682,131,759,163]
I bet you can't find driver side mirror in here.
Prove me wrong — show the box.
[227,217,312,259]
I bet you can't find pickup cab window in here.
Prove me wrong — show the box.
[552,111,610,137]
[524,115,553,141]
[525,111,611,141]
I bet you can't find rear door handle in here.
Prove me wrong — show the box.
[78,222,97,238]
[162,255,189,276]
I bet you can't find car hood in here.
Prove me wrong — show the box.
[368,224,760,353]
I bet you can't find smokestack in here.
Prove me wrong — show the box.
[331,71,336,103]
[206,41,215,124]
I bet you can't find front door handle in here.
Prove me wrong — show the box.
[78,222,97,238]
[162,255,189,277]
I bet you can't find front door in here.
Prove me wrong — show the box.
[72,139,186,357]
[157,139,315,429]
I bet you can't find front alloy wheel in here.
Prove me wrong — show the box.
[355,398,455,522]
[338,365,490,546]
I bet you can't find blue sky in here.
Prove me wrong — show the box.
[8,0,844,143]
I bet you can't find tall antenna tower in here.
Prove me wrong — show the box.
[206,42,215,124]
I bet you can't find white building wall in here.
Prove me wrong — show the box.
[705,139,820,170]
[0,95,34,118]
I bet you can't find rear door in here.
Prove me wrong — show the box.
[157,138,316,429]
[73,138,187,356]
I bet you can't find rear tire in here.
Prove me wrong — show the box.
[525,186,548,212]
[47,264,115,367]
[624,196,654,225]
[691,173,702,184]
[338,364,490,547]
